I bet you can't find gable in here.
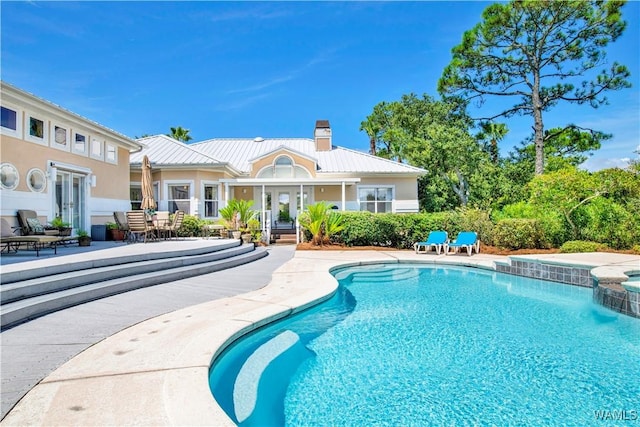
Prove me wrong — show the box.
[250,147,316,178]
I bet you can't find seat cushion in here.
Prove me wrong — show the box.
[26,218,45,234]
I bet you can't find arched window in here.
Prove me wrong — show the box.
[256,155,311,179]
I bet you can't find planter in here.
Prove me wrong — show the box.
[109,229,126,241]
[78,236,91,247]
[58,227,73,237]
[241,233,252,244]
[231,231,242,240]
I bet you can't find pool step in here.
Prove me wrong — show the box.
[0,242,267,330]
[350,268,420,283]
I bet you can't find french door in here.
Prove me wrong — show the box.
[55,170,86,230]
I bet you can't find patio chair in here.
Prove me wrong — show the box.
[444,231,479,256]
[163,210,185,240]
[126,211,155,243]
[414,231,448,255]
[113,211,130,242]
[16,210,59,236]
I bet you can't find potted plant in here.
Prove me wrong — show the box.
[77,229,91,246]
[106,222,125,241]
[50,216,72,236]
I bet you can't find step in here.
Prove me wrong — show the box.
[0,240,243,284]
[1,244,256,304]
[0,247,267,330]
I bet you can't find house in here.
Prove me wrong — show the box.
[0,81,142,234]
[130,120,425,231]
[0,81,425,240]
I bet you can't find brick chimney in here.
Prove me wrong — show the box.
[314,120,332,151]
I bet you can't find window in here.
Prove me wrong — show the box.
[203,184,219,217]
[106,143,117,163]
[168,184,190,214]
[1,106,17,131]
[0,163,19,190]
[52,125,70,151]
[358,186,393,213]
[91,137,103,159]
[29,117,44,138]
[256,156,311,178]
[130,186,142,210]
[296,191,309,212]
[26,168,46,192]
[73,132,87,155]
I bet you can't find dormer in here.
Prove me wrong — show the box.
[314,119,332,152]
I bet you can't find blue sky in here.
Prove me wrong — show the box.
[2,1,638,171]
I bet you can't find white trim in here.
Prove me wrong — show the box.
[90,136,104,160]
[0,102,23,139]
[356,184,395,213]
[0,162,19,190]
[200,180,221,219]
[24,110,48,146]
[26,168,47,193]
[72,129,89,156]
[50,121,71,152]
[48,160,92,174]
[105,142,118,164]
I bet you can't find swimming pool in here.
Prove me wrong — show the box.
[209,264,640,426]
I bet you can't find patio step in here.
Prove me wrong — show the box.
[0,243,267,331]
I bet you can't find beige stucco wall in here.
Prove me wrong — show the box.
[359,176,418,200]
[1,136,130,198]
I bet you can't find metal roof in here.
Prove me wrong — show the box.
[192,138,425,174]
[130,135,224,166]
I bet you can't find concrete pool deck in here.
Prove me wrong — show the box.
[1,249,638,425]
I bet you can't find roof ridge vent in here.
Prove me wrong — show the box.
[254,136,264,142]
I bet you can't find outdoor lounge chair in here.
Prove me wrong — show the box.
[414,231,448,255]
[444,231,479,256]
[16,210,59,236]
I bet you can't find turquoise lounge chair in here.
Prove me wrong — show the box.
[445,231,479,256]
[414,231,448,255]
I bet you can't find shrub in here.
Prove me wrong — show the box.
[457,208,494,246]
[579,198,639,249]
[177,214,205,237]
[560,240,608,253]
[492,219,546,249]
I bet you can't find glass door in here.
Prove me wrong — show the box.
[55,170,86,230]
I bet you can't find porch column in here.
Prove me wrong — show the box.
[341,181,346,211]
[224,183,230,206]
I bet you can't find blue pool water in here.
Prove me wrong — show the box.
[209,265,640,426]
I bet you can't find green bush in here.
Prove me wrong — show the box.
[579,198,639,249]
[492,219,546,249]
[177,214,205,237]
[560,240,609,253]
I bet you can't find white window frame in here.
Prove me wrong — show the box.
[51,122,71,152]
[72,129,89,156]
[0,103,22,138]
[165,180,194,214]
[24,111,48,146]
[90,136,104,160]
[201,181,221,219]
[357,185,395,214]
[105,142,118,164]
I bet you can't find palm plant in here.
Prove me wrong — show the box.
[299,201,344,246]
[168,126,193,142]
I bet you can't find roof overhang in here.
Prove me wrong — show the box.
[219,178,360,186]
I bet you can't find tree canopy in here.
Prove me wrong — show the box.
[168,126,193,142]
[438,0,631,175]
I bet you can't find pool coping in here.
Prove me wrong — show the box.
[2,250,638,426]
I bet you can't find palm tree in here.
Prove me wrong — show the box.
[168,126,193,142]
[478,121,508,164]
